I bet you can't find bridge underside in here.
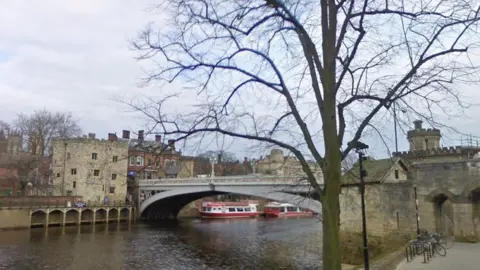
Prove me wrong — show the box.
[141,191,227,220]
[140,188,320,221]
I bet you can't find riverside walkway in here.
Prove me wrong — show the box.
[398,242,480,270]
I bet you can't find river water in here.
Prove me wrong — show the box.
[0,218,323,270]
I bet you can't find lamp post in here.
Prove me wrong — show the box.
[414,184,420,236]
[250,158,257,174]
[392,101,407,153]
[209,156,217,179]
[349,141,370,270]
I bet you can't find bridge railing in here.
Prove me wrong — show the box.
[138,175,312,186]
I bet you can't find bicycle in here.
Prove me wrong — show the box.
[430,232,454,249]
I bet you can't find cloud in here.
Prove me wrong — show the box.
[1,1,480,160]
[0,0,169,137]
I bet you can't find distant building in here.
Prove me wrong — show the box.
[0,129,22,155]
[257,149,323,181]
[50,132,129,202]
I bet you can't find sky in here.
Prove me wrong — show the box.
[1,1,480,160]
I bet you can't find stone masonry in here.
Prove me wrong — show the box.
[51,133,129,202]
[395,120,480,241]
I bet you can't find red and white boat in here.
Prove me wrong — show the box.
[263,202,315,218]
[199,201,260,219]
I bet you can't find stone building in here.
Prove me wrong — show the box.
[340,156,414,236]
[0,129,22,155]
[395,120,480,241]
[50,133,129,202]
[256,149,323,181]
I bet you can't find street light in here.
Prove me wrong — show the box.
[348,141,370,270]
[392,101,407,153]
[250,158,257,174]
[209,156,217,179]
[413,184,420,236]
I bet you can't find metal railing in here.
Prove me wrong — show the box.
[0,200,132,209]
[138,175,310,186]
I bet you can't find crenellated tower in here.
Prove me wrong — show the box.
[407,120,441,151]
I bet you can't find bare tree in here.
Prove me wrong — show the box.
[0,153,50,196]
[198,150,238,162]
[129,1,480,268]
[0,120,10,134]
[15,109,82,156]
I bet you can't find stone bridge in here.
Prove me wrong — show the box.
[138,175,321,220]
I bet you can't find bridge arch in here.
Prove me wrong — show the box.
[140,186,321,219]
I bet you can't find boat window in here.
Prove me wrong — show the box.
[202,207,207,211]
[287,206,296,212]
[245,208,251,212]
[280,207,285,212]
[236,208,244,212]
[207,207,212,211]
[228,208,236,212]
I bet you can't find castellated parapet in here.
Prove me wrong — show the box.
[407,120,441,151]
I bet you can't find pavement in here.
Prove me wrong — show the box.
[397,242,480,270]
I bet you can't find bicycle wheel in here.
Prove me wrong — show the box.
[439,235,454,249]
[435,244,447,256]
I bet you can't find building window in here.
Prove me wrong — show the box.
[92,153,98,160]
[56,173,60,178]
[71,168,77,175]
[93,169,100,176]
[112,156,118,162]
[112,173,117,180]
[109,186,116,194]
[129,156,136,165]
[136,156,144,166]
[67,152,71,159]
[148,159,152,166]
[394,169,399,179]
[147,172,152,179]
[73,181,76,189]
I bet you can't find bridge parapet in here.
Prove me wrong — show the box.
[138,175,310,187]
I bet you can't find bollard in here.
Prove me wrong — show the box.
[406,247,409,262]
[423,248,428,263]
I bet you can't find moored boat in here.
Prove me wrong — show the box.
[263,202,314,218]
[199,201,260,219]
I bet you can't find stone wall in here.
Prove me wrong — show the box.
[0,209,31,229]
[0,196,82,207]
[411,160,480,241]
[340,182,416,236]
[51,137,129,202]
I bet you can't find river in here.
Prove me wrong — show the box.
[0,218,323,270]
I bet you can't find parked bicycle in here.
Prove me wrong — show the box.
[413,230,448,256]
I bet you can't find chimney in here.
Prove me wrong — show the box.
[414,120,423,130]
[108,133,117,141]
[88,133,96,139]
[155,135,162,143]
[138,130,144,140]
[168,139,175,150]
[122,130,130,139]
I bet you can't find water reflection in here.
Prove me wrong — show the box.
[0,218,323,270]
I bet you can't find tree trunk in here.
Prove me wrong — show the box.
[321,165,342,270]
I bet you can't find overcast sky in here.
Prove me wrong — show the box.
[1,1,480,159]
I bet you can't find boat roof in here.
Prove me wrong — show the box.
[265,202,296,207]
[202,202,257,207]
